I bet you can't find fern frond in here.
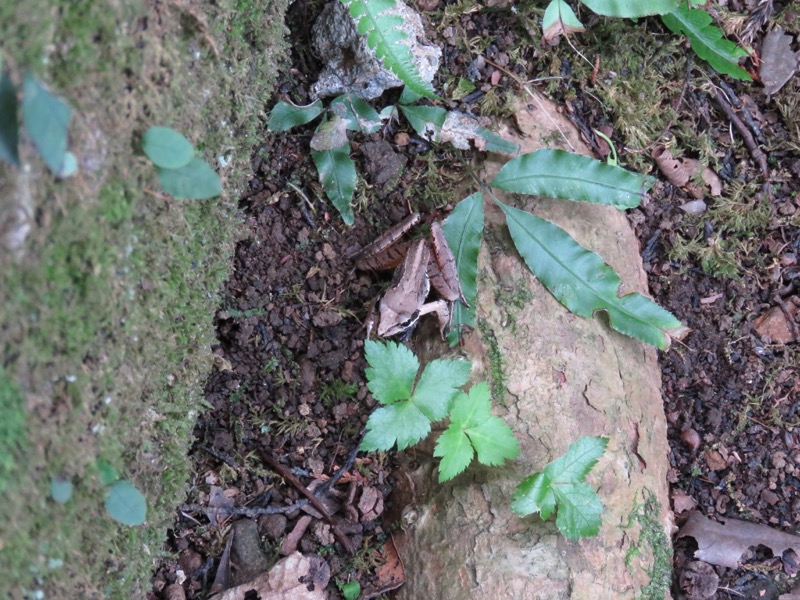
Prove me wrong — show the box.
[341,0,441,100]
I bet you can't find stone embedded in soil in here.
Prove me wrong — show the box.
[259,514,288,541]
[310,0,440,100]
[679,561,719,600]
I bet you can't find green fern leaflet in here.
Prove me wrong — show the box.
[341,0,440,99]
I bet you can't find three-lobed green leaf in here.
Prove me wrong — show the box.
[491,149,650,210]
[22,73,71,174]
[498,202,682,349]
[434,382,519,482]
[512,436,608,540]
[360,340,471,452]
[661,2,752,81]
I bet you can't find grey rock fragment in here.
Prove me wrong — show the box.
[311,0,440,100]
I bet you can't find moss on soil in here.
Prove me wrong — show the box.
[0,0,288,596]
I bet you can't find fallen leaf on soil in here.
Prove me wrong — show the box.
[672,489,697,514]
[362,536,405,598]
[210,551,329,600]
[679,560,719,600]
[753,300,799,344]
[652,146,722,199]
[760,28,800,97]
[280,515,312,556]
[704,449,727,471]
[205,485,235,525]
[678,511,800,568]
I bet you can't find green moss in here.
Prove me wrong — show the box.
[624,489,673,600]
[478,318,507,404]
[0,0,289,596]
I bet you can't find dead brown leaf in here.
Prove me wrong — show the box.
[652,146,721,199]
[760,28,800,97]
[210,552,329,600]
[678,512,800,569]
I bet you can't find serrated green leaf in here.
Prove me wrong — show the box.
[661,3,752,81]
[580,0,678,17]
[398,104,446,140]
[498,202,682,349]
[552,481,604,539]
[443,193,483,345]
[156,157,222,200]
[22,73,71,173]
[267,99,324,131]
[343,0,440,99]
[142,126,194,169]
[105,480,147,526]
[434,425,474,481]
[311,134,356,226]
[434,383,518,482]
[364,340,419,405]
[360,402,431,451]
[490,149,649,209]
[50,476,73,504]
[512,436,608,539]
[0,69,20,166]
[412,358,471,421]
[330,95,383,133]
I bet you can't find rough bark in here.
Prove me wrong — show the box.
[391,96,674,599]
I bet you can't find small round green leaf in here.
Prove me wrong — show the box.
[57,151,78,178]
[143,126,195,169]
[156,157,222,200]
[50,476,73,504]
[105,480,147,526]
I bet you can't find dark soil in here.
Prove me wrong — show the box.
[151,1,800,598]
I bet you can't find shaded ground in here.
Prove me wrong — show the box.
[152,1,800,599]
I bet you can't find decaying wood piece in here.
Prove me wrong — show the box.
[391,95,674,599]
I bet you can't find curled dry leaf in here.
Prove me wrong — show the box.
[652,146,722,199]
[671,489,697,515]
[678,511,800,569]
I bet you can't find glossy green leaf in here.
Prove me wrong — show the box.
[543,0,586,43]
[434,382,519,482]
[330,95,383,133]
[105,480,147,526]
[443,192,483,345]
[345,0,440,99]
[398,104,446,140]
[498,202,682,349]
[21,73,71,173]
[267,99,324,131]
[490,149,649,209]
[50,477,73,504]
[339,580,361,600]
[512,436,607,540]
[662,3,752,81]
[580,0,678,17]
[364,340,419,405]
[399,86,423,105]
[0,68,20,166]
[142,126,194,169]
[311,142,356,226]
[156,157,222,199]
[475,127,519,155]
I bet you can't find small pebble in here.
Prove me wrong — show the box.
[681,428,701,453]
